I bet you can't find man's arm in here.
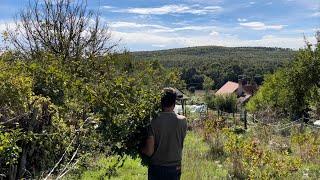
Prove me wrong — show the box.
[141,136,155,157]
[181,117,188,148]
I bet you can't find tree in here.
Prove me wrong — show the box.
[203,76,214,93]
[247,31,320,119]
[0,1,185,178]
[134,46,294,89]
[6,0,115,60]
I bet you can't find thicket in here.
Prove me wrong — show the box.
[0,51,182,179]
[204,94,237,114]
[0,0,183,178]
[247,35,320,119]
[200,37,320,178]
[202,113,320,179]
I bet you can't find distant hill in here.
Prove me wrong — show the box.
[132,46,296,89]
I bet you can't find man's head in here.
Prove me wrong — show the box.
[161,87,177,111]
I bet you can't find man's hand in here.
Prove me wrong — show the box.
[141,136,155,157]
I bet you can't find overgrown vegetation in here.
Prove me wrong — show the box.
[1,0,319,179]
[0,0,182,179]
[0,50,182,179]
[247,35,320,119]
[202,113,320,179]
[64,111,320,179]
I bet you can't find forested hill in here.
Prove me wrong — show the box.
[133,46,296,89]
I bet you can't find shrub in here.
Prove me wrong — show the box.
[215,94,237,113]
[0,52,183,178]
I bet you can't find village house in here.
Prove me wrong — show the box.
[215,80,258,105]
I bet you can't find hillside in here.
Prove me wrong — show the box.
[133,46,296,89]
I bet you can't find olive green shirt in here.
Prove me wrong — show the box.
[148,112,187,166]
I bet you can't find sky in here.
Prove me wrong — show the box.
[0,0,319,51]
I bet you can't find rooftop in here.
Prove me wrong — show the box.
[215,81,239,95]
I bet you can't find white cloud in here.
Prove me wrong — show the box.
[172,25,216,31]
[249,2,256,5]
[311,12,320,17]
[110,21,305,50]
[110,21,169,30]
[108,4,223,15]
[112,28,313,50]
[210,30,219,36]
[103,6,114,9]
[152,44,166,48]
[239,21,286,30]
[0,21,16,33]
[110,21,218,33]
[0,24,6,33]
[237,18,247,22]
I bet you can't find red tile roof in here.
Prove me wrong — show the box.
[215,81,239,95]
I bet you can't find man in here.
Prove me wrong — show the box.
[142,88,188,180]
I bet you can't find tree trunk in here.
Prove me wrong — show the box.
[8,165,17,180]
[17,146,28,179]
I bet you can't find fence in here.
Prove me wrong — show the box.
[211,109,320,132]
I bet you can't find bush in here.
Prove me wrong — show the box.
[0,52,183,178]
[247,36,320,118]
[215,94,237,113]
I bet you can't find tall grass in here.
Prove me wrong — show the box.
[182,132,228,179]
[64,131,228,179]
[64,121,320,179]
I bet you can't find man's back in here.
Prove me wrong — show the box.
[142,87,187,180]
[149,112,187,166]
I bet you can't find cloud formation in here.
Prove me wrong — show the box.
[111,21,168,30]
[237,18,247,22]
[110,21,218,33]
[312,12,320,17]
[239,21,286,30]
[107,4,223,15]
[112,29,314,51]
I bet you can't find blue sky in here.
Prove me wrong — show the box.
[0,0,319,51]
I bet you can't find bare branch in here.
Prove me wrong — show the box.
[7,0,116,60]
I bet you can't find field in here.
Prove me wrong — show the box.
[64,108,320,179]
[63,90,320,179]
[64,130,228,179]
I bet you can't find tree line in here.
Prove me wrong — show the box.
[133,46,295,90]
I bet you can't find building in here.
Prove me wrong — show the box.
[215,81,241,96]
[215,80,258,105]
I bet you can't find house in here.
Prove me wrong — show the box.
[215,81,241,96]
[215,80,258,105]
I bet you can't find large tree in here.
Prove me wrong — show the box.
[6,0,115,60]
[247,31,320,119]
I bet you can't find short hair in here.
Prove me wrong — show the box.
[161,87,177,109]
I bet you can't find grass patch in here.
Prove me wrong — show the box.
[63,156,147,180]
[65,131,227,179]
[182,131,228,179]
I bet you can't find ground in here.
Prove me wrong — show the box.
[62,93,320,180]
[64,131,227,180]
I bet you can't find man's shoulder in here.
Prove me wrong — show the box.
[176,114,187,127]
